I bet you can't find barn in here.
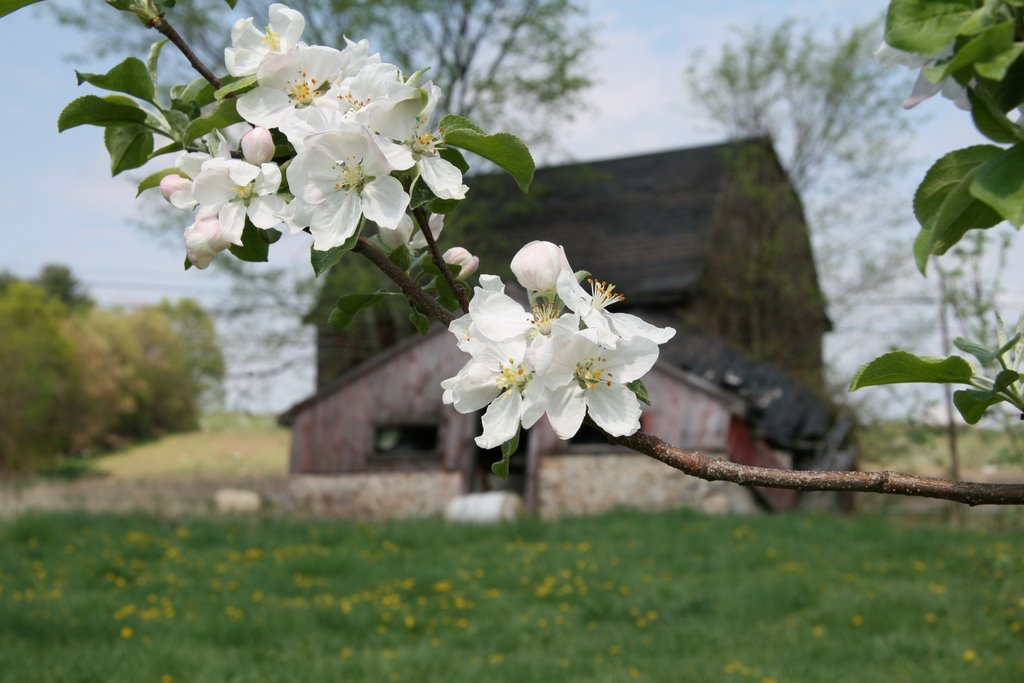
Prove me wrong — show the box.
[281,138,855,518]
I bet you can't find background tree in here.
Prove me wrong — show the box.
[684,19,921,398]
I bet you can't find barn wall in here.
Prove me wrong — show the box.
[290,330,470,474]
[288,471,463,519]
[536,453,756,519]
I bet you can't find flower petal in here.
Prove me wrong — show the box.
[360,175,409,230]
[310,190,362,250]
[585,383,642,437]
[545,384,587,440]
[475,390,523,450]
[420,155,468,200]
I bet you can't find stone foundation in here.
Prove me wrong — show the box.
[288,471,463,519]
[537,453,757,519]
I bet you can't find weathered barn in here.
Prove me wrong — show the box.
[283,138,854,517]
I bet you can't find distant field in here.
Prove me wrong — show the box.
[43,413,289,482]
[857,422,1023,475]
[1,510,1022,683]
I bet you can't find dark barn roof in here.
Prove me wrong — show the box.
[459,140,765,301]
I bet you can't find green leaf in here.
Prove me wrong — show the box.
[214,74,258,100]
[57,95,149,132]
[228,221,271,263]
[184,255,193,271]
[968,89,1023,143]
[885,0,976,53]
[492,429,521,479]
[182,99,242,143]
[311,228,362,277]
[954,333,1022,367]
[913,228,932,274]
[0,1,45,19]
[953,369,1020,423]
[439,114,534,192]
[172,77,216,109]
[971,142,1024,226]
[849,351,974,391]
[388,245,412,271]
[104,124,154,175]
[328,291,399,329]
[224,0,238,7]
[408,308,430,335]
[150,141,184,158]
[136,168,180,196]
[913,145,1003,255]
[76,57,156,105]
[626,379,652,406]
[923,22,1014,83]
[146,39,166,85]
[975,42,1024,80]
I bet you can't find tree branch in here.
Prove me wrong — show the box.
[607,431,1024,506]
[148,15,223,90]
[352,236,457,326]
[412,207,470,313]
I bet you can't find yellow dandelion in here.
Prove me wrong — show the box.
[120,626,134,639]
[851,615,864,626]
[811,625,826,638]
[925,613,939,624]
[963,649,977,663]
[455,617,469,629]
[913,560,926,572]
[928,583,948,595]
[628,665,641,678]
[1010,622,1022,633]
[762,678,779,683]
[608,645,621,656]
[487,654,504,665]
[430,638,441,648]
[161,675,173,683]
[114,577,127,588]
[340,648,353,659]
[432,580,452,593]
[404,615,416,629]
[1018,597,1024,608]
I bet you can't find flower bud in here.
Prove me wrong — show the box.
[378,214,415,251]
[159,174,194,207]
[241,126,275,165]
[184,210,231,269]
[443,247,479,281]
[510,240,571,293]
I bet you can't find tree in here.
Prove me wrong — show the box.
[684,20,922,396]
[50,0,593,144]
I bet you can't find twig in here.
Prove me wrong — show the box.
[148,15,224,90]
[353,236,457,326]
[607,431,1024,506]
[412,207,470,313]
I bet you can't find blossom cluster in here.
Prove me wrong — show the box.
[442,241,675,449]
[156,3,474,270]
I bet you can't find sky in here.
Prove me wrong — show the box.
[2,0,1022,415]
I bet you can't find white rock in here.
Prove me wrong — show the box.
[444,491,523,524]
[214,488,261,513]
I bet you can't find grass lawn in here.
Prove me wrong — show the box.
[1,510,1022,683]
[40,414,289,482]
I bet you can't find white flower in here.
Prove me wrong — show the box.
[286,128,410,250]
[184,208,231,269]
[241,126,276,165]
[159,174,194,209]
[224,3,306,77]
[510,240,572,293]
[874,41,970,111]
[540,316,659,439]
[191,158,285,245]
[556,270,675,347]
[441,325,546,449]
[377,212,443,251]
[403,83,468,200]
[443,247,479,280]
[236,45,347,130]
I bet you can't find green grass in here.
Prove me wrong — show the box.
[1,511,1022,682]
[40,414,288,482]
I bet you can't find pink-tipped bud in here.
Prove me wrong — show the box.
[510,240,571,293]
[241,126,275,165]
[159,174,193,205]
[184,210,231,269]
[443,247,479,281]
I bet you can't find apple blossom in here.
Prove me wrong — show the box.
[443,247,479,280]
[539,316,660,439]
[224,3,306,77]
[510,240,572,293]
[286,127,410,250]
[241,126,276,165]
[159,174,194,209]
[556,270,675,347]
[404,83,468,200]
[191,158,286,245]
[378,212,444,251]
[873,41,969,111]
[236,45,348,131]
[184,209,232,269]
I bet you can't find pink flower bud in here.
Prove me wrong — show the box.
[510,240,571,293]
[443,247,479,281]
[184,210,231,269]
[159,174,193,204]
[241,126,275,165]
